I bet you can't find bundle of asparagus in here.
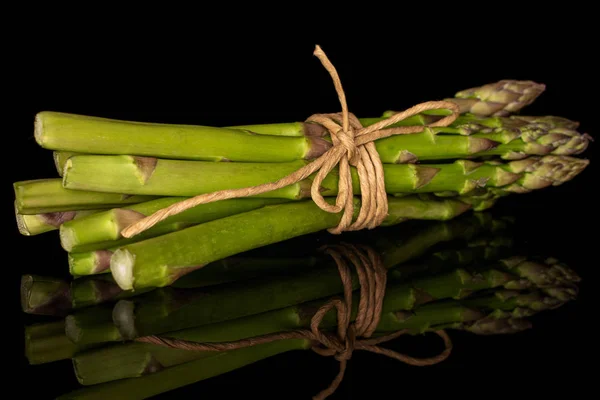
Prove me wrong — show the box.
[13,77,591,292]
[21,214,580,399]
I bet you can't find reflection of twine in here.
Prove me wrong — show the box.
[121,45,459,239]
[137,243,452,400]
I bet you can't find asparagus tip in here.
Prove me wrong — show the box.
[112,300,138,340]
[111,249,135,290]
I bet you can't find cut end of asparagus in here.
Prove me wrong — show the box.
[111,249,136,291]
[34,112,46,147]
[112,300,139,340]
[15,206,30,236]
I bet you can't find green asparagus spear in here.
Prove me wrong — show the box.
[62,154,588,200]
[60,197,289,253]
[16,208,106,236]
[14,179,157,214]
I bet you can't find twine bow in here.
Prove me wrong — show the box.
[121,45,460,238]
[137,243,452,400]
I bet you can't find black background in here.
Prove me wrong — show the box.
[6,13,598,399]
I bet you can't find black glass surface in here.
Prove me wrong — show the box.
[7,36,596,399]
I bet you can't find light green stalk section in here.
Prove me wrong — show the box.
[58,340,309,400]
[36,111,322,162]
[14,179,157,214]
[61,197,289,253]
[109,196,473,290]
[63,156,308,199]
[16,208,105,236]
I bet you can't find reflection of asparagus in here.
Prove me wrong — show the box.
[21,274,153,316]
[111,256,572,343]
[14,179,157,214]
[21,275,71,316]
[72,260,577,386]
[66,305,125,346]
[62,154,588,198]
[25,320,90,365]
[70,194,472,277]
[59,340,310,400]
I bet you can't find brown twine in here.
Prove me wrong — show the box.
[136,243,452,400]
[121,45,460,238]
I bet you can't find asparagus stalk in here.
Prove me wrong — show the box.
[60,197,289,253]
[14,179,157,214]
[109,196,477,290]
[68,194,472,277]
[16,208,105,236]
[233,114,590,162]
[62,154,588,199]
[35,111,331,162]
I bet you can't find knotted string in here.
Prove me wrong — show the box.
[121,45,460,238]
[136,243,452,400]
